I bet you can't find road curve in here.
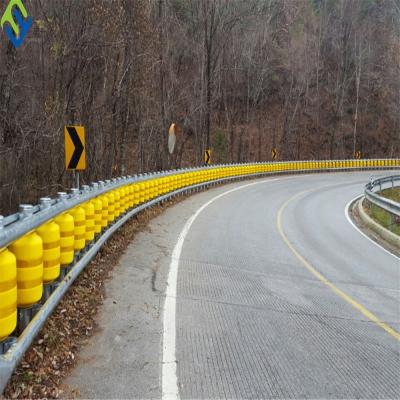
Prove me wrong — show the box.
[65,171,399,399]
[172,171,399,399]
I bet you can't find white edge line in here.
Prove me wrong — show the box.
[161,177,281,400]
[345,195,400,261]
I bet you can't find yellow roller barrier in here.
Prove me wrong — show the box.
[92,197,103,234]
[100,196,109,229]
[0,248,17,341]
[70,206,86,251]
[127,185,134,208]
[118,187,126,214]
[36,221,61,284]
[139,182,146,204]
[113,190,121,218]
[54,212,74,268]
[106,192,115,222]
[9,232,43,308]
[133,184,140,206]
[83,201,95,243]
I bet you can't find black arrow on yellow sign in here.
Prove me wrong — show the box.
[65,126,86,170]
[272,148,278,160]
[204,149,212,165]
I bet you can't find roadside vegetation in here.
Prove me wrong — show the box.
[365,188,400,236]
[1,0,399,215]
[380,187,400,203]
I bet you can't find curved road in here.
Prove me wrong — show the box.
[66,171,399,399]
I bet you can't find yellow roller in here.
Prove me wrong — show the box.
[114,190,121,217]
[36,221,61,284]
[139,182,146,203]
[127,185,134,209]
[119,186,128,214]
[70,206,86,251]
[92,197,103,234]
[83,201,95,243]
[0,248,17,341]
[100,195,109,229]
[54,212,75,268]
[106,192,115,222]
[133,184,140,206]
[9,232,43,308]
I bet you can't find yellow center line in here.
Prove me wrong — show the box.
[277,190,400,342]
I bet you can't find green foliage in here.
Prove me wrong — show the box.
[367,189,400,236]
[380,188,400,203]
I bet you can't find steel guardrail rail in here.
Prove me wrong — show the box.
[1,159,397,249]
[364,175,400,217]
[0,158,399,393]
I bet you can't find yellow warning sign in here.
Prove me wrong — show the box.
[65,126,86,170]
[204,149,212,165]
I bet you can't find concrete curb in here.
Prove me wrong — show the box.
[357,197,400,248]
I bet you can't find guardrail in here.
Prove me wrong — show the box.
[365,175,400,217]
[0,158,399,393]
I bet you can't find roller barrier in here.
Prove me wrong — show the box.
[0,158,399,392]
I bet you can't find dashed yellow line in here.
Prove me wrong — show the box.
[277,190,400,342]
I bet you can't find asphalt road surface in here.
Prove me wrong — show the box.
[66,171,399,399]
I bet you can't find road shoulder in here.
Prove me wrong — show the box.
[63,183,244,399]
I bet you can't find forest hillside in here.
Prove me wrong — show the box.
[0,0,399,214]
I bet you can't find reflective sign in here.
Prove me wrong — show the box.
[65,126,86,170]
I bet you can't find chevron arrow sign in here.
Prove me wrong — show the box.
[65,126,86,170]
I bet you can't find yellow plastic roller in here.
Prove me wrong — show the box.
[139,182,146,204]
[127,185,134,209]
[0,248,17,341]
[113,190,121,218]
[83,201,95,243]
[70,206,86,251]
[119,187,127,213]
[36,221,61,284]
[54,212,74,268]
[9,232,43,308]
[106,192,115,222]
[92,197,103,234]
[100,195,109,229]
[133,184,140,206]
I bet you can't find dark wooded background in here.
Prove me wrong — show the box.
[1,0,399,215]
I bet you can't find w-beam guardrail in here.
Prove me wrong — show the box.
[0,158,399,392]
[365,175,400,217]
